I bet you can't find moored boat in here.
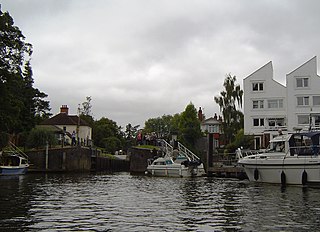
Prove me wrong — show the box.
[146,140,205,177]
[0,143,29,176]
[237,131,320,186]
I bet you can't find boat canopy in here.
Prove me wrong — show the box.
[289,131,320,146]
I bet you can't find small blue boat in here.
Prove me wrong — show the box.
[0,144,29,176]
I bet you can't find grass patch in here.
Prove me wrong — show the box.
[133,145,159,150]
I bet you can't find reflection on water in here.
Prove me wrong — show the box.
[0,173,320,231]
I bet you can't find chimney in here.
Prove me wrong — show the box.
[60,105,69,114]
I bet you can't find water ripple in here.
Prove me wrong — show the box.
[1,173,320,231]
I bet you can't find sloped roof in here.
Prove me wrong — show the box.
[202,117,221,125]
[40,113,90,127]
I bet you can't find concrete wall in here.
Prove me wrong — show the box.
[27,147,93,172]
[129,147,158,173]
[27,146,130,173]
[95,157,129,172]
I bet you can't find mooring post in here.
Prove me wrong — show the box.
[207,133,214,175]
[45,140,49,170]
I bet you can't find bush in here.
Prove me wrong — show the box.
[27,128,58,149]
[102,136,122,154]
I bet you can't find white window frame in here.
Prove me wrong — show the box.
[296,77,309,88]
[297,96,309,106]
[253,118,264,127]
[297,115,309,125]
[267,99,283,109]
[267,118,285,127]
[252,82,264,92]
[313,96,320,106]
[252,100,264,109]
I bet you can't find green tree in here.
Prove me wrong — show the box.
[80,96,94,127]
[81,96,92,116]
[214,74,243,145]
[179,103,203,149]
[0,9,50,140]
[102,136,122,154]
[124,123,139,148]
[26,127,57,149]
[144,115,173,140]
[224,129,253,153]
[93,117,123,148]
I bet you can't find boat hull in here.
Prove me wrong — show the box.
[147,164,205,177]
[239,157,320,185]
[0,166,28,175]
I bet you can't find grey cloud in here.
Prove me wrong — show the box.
[2,0,320,127]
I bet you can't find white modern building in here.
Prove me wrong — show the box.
[244,56,320,149]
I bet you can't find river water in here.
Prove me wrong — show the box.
[0,173,319,232]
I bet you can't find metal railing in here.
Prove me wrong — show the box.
[177,142,200,161]
[159,139,200,161]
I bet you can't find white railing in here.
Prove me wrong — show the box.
[159,139,173,157]
[236,148,261,159]
[158,139,200,161]
[177,142,200,161]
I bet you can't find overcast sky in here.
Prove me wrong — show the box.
[2,0,320,128]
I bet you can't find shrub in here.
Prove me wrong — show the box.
[27,128,58,149]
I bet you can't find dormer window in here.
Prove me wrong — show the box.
[252,82,264,91]
[296,77,309,88]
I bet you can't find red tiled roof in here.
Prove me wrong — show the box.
[40,113,90,127]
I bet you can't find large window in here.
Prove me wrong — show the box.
[253,100,264,109]
[296,77,309,88]
[206,124,219,133]
[313,96,320,106]
[253,118,264,127]
[297,96,309,106]
[267,99,283,109]
[268,118,285,127]
[297,115,309,125]
[252,82,264,91]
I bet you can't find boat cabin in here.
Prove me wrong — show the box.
[288,131,320,156]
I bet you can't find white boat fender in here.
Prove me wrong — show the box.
[302,170,308,186]
[281,171,286,186]
[254,168,259,181]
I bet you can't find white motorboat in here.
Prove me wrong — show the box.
[146,140,205,177]
[237,131,320,186]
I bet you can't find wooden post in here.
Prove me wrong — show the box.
[45,141,49,170]
[207,133,214,175]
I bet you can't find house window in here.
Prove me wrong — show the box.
[252,82,264,91]
[297,115,309,125]
[268,118,285,127]
[313,96,320,106]
[267,99,283,109]
[315,115,320,126]
[214,139,219,148]
[297,96,309,106]
[253,100,264,109]
[296,77,309,88]
[206,124,219,133]
[254,137,261,150]
[253,118,264,127]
